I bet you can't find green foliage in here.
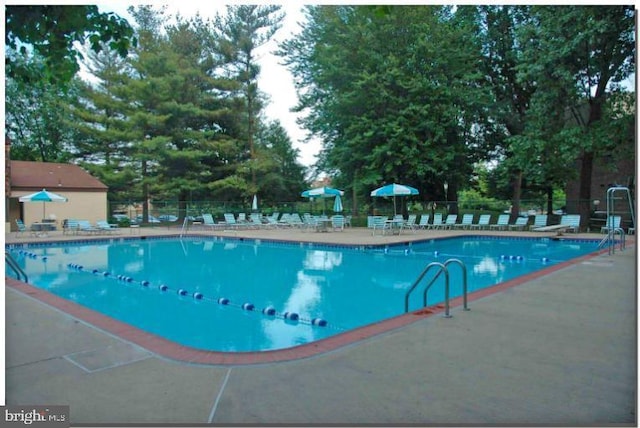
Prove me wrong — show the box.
[5,5,136,84]
[458,189,508,211]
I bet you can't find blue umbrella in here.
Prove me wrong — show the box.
[333,194,343,213]
[301,186,344,198]
[370,183,419,215]
[19,188,68,219]
[302,186,344,215]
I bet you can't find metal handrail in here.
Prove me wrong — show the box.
[405,262,451,317]
[442,258,469,311]
[179,217,189,238]
[405,258,470,317]
[5,251,28,282]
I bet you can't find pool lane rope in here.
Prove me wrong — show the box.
[65,262,329,327]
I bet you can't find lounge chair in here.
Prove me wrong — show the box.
[533,214,581,233]
[404,214,418,232]
[96,220,119,234]
[529,215,548,231]
[77,220,100,234]
[427,213,443,230]
[469,214,491,230]
[201,214,222,230]
[249,213,266,229]
[601,215,622,234]
[452,214,474,229]
[489,214,510,231]
[63,219,80,235]
[417,214,430,229]
[223,213,240,229]
[508,217,529,231]
[439,214,458,230]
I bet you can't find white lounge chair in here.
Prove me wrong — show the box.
[427,213,443,230]
[469,214,491,230]
[439,214,458,230]
[601,215,621,234]
[508,217,529,231]
[452,214,474,229]
[489,214,510,231]
[417,214,430,229]
[529,215,548,231]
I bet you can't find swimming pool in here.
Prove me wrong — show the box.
[6,235,600,352]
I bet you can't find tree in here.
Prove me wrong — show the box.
[279,6,492,213]
[5,53,79,162]
[212,5,284,188]
[516,5,635,224]
[255,120,308,204]
[6,5,136,84]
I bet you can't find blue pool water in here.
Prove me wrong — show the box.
[7,236,599,352]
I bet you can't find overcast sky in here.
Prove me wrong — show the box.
[96,3,320,167]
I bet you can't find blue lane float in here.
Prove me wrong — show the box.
[63,263,328,327]
[262,306,276,316]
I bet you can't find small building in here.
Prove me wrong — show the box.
[6,160,108,232]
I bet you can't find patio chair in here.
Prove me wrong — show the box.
[404,214,418,232]
[489,214,510,231]
[77,220,100,234]
[417,214,430,229]
[96,220,119,234]
[469,214,491,230]
[561,214,581,233]
[452,214,474,229]
[507,216,529,231]
[529,215,548,231]
[15,219,35,237]
[63,219,80,235]
[371,216,391,235]
[223,213,240,229]
[344,215,352,228]
[600,215,621,234]
[426,213,443,230]
[202,214,222,230]
[439,214,458,230]
[331,215,345,231]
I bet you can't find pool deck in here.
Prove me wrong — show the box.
[4,226,637,425]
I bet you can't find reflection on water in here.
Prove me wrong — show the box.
[303,250,343,271]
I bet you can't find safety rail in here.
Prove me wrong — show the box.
[5,251,28,283]
[180,217,190,238]
[598,227,626,255]
[599,186,635,256]
[404,258,469,317]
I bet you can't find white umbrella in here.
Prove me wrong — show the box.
[19,188,68,219]
[252,194,258,212]
[370,183,419,215]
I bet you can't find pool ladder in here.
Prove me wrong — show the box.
[5,251,28,282]
[404,258,468,317]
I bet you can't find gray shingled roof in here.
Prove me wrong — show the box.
[10,161,107,191]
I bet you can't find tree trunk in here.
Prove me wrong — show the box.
[511,169,522,222]
[546,185,553,214]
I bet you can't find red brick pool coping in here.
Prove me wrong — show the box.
[5,242,616,366]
